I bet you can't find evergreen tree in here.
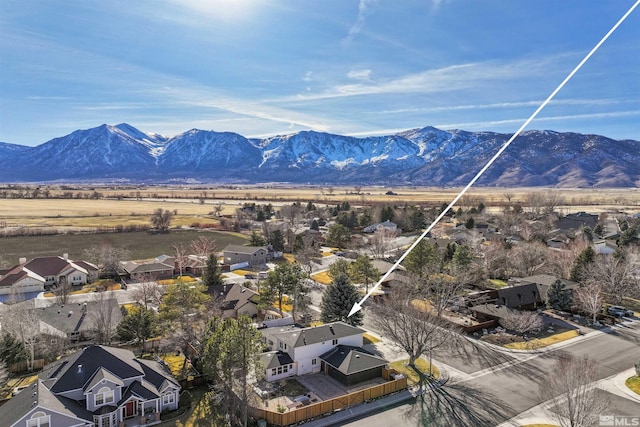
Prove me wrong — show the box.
[117,306,158,349]
[465,217,475,230]
[326,224,351,248]
[452,244,473,269]
[546,279,573,311]
[202,254,224,288]
[249,230,266,246]
[403,240,439,278]
[381,206,395,222]
[268,229,285,252]
[593,223,603,238]
[310,219,320,231]
[350,255,381,294]
[570,246,595,282]
[0,332,27,366]
[321,274,364,326]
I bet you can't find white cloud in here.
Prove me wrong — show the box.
[302,71,313,82]
[344,0,378,43]
[347,69,372,81]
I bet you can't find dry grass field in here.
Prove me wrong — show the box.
[2,186,640,231]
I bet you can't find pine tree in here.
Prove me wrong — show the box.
[202,254,224,288]
[546,279,573,311]
[570,246,595,282]
[321,274,364,326]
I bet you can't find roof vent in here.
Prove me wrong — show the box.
[77,364,83,374]
[68,311,73,317]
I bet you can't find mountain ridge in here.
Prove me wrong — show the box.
[0,124,637,187]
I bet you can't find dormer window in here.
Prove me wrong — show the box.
[95,386,114,406]
[27,411,50,427]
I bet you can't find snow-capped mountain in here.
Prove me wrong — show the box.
[0,123,638,187]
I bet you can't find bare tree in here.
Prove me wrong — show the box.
[508,241,548,277]
[589,251,637,303]
[132,279,165,309]
[82,240,127,279]
[499,309,543,336]
[574,282,604,324]
[542,191,564,214]
[150,208,173,233]
[54,276,73,305]
[426,273,464,318]
[0,360,8,390]
[189,236,217,258]
[3,295,40,371]
[542,355,608,427]
[525,192,545,217]
[371,280,462,392]
[90,292,120,345]
[369,227,399,259]
[173,243,188,277]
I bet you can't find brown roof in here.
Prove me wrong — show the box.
[23,256,72,276]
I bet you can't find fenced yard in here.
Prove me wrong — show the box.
[250,368,407,426]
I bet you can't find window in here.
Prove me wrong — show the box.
[279,342,287,350]
[95,386,114,406]
[93,412,116,427]
[163,392,175,405]
[332,339,338,345]
[27,412,50,427]
[283,365,288,373]
[311,358,317,365]
[271,368,277,376]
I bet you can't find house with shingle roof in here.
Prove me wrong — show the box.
[119,255,175,281]
[0,345,180,427]
[258,322,386,384]
[0,255,98,302]
[222,245,268,267]
[319,345,388,387]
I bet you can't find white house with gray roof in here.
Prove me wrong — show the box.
[260,322,365,382]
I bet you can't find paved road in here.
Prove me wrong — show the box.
[348,310,640,427]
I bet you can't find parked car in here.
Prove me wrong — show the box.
[607,305,634,317]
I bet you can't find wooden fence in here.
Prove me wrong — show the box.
[251,369,408,426]
[9,359,46,373]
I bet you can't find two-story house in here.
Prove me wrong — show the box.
[260,322,366,381]
[0,345,180,427]
[222,245,268,267]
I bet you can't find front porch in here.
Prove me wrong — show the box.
[120,412,161,427]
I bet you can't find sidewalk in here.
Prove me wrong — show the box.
[298,389,415,427]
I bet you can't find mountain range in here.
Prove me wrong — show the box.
[0,123,638,187]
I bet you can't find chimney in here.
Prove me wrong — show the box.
[19,257,26,265]
[63,253,69,260]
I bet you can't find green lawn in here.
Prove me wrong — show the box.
[0,230,246,264]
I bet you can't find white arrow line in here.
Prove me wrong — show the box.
[349,0,640,318]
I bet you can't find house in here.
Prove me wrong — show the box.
[120,255,175,281]
[0,255,98,302]
[594,239,617,255]
[34,299,122,342]
[212,283,260,319]
[0,345,180,427]
[259,322,368,382]
[371,259,404,296]
[556,212,598,233]
[223,245,268,267]
[363,220,398,234]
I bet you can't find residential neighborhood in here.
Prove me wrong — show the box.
[1,194,640,427]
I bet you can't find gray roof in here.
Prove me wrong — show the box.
[261,351,294,369]
[34,299,122,336]
[0,346,180,427]
[268,322,364,349]
[320,345,387,375]
[223,245,266,255]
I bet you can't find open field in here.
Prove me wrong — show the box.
[0,230,246,267]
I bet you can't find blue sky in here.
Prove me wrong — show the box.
[1,0,639,146]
